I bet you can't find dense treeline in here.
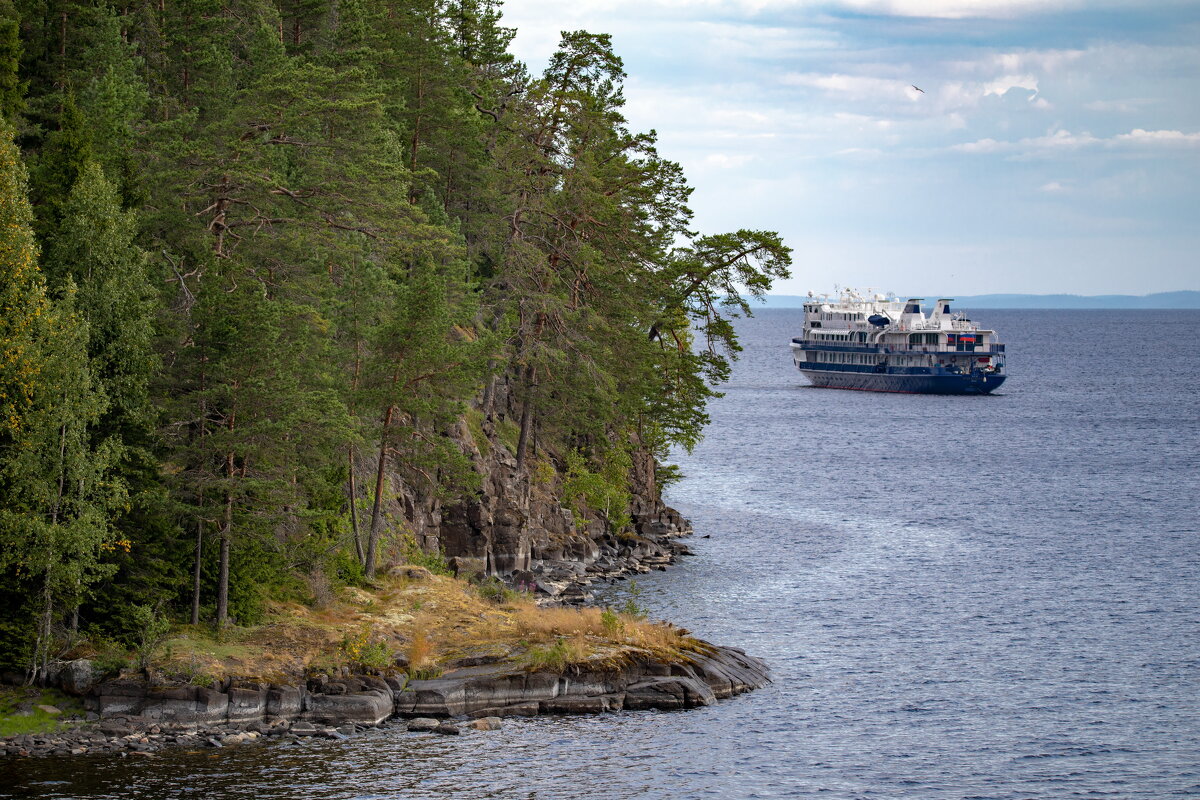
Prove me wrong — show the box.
[0,0,790,680]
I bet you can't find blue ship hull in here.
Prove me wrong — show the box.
[798,367,1005,394]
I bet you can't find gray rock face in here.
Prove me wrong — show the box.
[365,389,692,590]
[227,686,268,723]
[306,688,393,725]
[267,685,304,717]
[79,645,766,730]
[392,644,769,719]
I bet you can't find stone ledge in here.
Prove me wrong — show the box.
[8,642,767,758]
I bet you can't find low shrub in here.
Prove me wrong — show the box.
[473,575,518,604]
[400,534,453,577]
[340,625,392,672]
[525,637,588,672]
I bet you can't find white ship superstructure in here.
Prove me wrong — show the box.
[789,289,1006,394]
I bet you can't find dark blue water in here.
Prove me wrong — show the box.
[5,309,1199,799]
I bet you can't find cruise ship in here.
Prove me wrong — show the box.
[790,290,1006,394]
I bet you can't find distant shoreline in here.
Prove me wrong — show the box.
[757,291,1200,310]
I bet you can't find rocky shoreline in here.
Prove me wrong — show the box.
[3,644,769,758]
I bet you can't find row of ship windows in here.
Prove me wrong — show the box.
[806,334,985,351]
[805,352,881,364]
[802,352,939,367]
[810,332,868,342]
[803,307,866,321]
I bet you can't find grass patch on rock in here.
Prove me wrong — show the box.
[0,687,85,737]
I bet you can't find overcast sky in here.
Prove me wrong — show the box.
[499,0,1200,296]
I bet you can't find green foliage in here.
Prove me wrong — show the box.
[0,1,791,670]
[339,624,391,672]
[0,120,44,440]
[0,1,23,121]
[525,638,572,672]
[600,607,621,635]
[563,447,632,534]
[530,457,556,487]
[0,126,128,679]
[473,575,520,604]
[329,548,367,588]
[399,533,453,577]
[619,581,648,620]
[89,639,133,680]
[464,406,491,457]
[128,603,172,671]
[0,688,85,737]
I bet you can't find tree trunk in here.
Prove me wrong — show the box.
[216,527,230,626]
[349,444,364,565]
[29,571,54,685]
[190,514,203,625]
[365,404,395,579]
[216,451,233,626]
[515,364,535,468]
[191,381,207,625]
[348,341,364,564]
[481,372,496,422]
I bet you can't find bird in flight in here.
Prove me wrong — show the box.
[911,85,925,93]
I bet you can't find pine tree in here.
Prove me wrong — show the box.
[360,263,492,578]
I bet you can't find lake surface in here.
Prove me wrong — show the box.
[5,309,1199,799]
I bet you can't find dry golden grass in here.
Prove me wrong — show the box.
[406,628,435,669]
[151,568,700,681]
[511,604,609,638]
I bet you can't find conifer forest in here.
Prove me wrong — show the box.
[0,0,791,680]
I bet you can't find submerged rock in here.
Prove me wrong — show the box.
[468,716,503,731]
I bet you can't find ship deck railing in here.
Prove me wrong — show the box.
[791,340,1005,355]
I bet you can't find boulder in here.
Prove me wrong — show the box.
[433,722,461,736]
[306,688,392,725]
[405,717,440,732]
[539,694,622,714]
[90,679,148,717]
[468,716,502,731]
[137,686,230,724]
[289,721,318,736]
[623,677,716,711]
[226,686,267,723]
[266,685,304,717]
[57,660,103,696]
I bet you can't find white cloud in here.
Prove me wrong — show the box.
[1114,128,1200,145]
[1039,180,1070,192]
[951,127,1200,154]
[701,153,757,168]
[1084,99,1152,113]
[950,49,1084,75]
[982,74,1035,95]
[950,137,1004,153]
[833,0,1082,18]
[781,72,914,101]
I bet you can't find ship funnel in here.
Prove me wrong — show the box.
[901,298,925,326]
[928,298,953,324]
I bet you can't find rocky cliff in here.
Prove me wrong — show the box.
[372,382,693,601]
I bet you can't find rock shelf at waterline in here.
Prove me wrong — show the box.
[2,645,769,758]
